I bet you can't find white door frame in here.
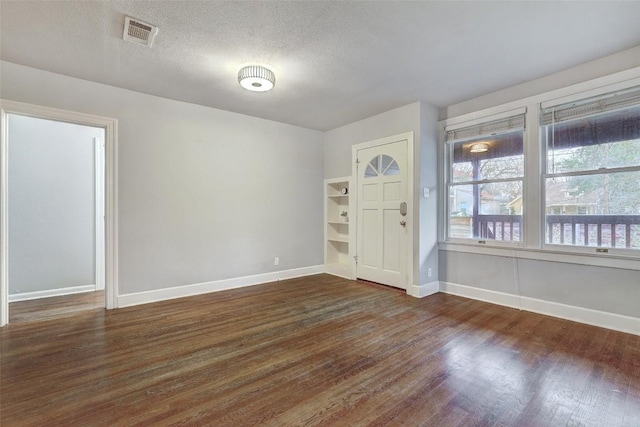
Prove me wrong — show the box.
[94,137,106,291]
[0,100,119,326]
[351,132,414,290]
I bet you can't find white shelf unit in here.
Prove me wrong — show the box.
[324,177,355,279]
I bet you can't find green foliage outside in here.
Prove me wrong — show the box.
[554,139,640,215]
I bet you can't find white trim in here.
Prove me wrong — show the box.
[94,137,105,291]
[351,132,415,290]
[540,75,640,110]
[445,237,523,249]
[0,107,7,326]
[439,281,521,308]
[105,115,119,310]
[0,100,119,326]
[439,241,640,271]
[8,285,96,302]
[118,265,324,308]
[437,122,447,243]
[407,281,439,298]
[439,281,640,336]
[444,106,527,131]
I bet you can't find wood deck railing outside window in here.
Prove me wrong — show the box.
[451,214,640,249]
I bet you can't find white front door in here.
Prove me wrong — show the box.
[356,139,408,289]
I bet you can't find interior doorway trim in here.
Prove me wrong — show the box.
[0,99,119,326]
[351,132,415,290]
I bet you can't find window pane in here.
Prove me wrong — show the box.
[451,158,473,182]
[364,164,377,177]
[545,171,640,249]
[546,105,640,174]
[380,155,393,173]
[384,160,399,176]
[451,130,524,182]
[449,181,522,241]
[369,155,379,173]
[378,155,400,175]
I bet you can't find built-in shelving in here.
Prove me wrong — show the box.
[324,177,355,279]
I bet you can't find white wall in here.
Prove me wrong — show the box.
[1,61,324,296]
[324,102,421,179]
[439,252,640,318]
[324,101,440,287]
[438,47,640,322]
[441,45,640,120]
[8,114,100,294]
[418,102,440,286]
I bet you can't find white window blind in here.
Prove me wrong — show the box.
[445,114,525,143]
[541,85,640,125]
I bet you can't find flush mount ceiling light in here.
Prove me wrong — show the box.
[238,65,275,92]
[470,142,489,153]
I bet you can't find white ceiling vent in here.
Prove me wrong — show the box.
[123,16,158,47]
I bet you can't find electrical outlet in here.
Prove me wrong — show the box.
[428,268,432,277]
[274,257,279,266]
[424,187,430,198]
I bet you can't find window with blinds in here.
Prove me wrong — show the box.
[446,114,525,143]
[445,113,525,243]
[541,86,640,126]
[542,86,640,250]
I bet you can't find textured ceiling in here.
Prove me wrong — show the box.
[1,1,640,131]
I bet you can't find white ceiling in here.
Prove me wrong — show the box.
[1,1,639,131]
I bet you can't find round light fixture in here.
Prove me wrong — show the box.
[470,142,489,153]
[238,65,275,92]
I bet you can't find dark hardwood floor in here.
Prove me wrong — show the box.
[1,274,639,426]
[8,290,104,324]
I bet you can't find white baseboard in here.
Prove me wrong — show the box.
[439,281,521,309]
[9,284,96,302]
[407,281,440,298]
[118,265,324,308]
[439,281,640,336]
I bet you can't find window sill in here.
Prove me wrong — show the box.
[438,241,640,271]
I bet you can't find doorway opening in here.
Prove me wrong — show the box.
[0,100,118,326]
[8,114,104,323]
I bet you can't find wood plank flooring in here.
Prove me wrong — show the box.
[8,290,104,324]
[1,274,639,426]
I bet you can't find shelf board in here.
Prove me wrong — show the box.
[327,237,348,243]
[325,177,352,279]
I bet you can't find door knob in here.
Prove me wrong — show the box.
[400,220,406,227]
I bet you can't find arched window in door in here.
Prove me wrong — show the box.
[364,154,400,177]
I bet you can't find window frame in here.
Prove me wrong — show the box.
[540,87,640,257]
[438,68,640,267]
[444,109,527,247]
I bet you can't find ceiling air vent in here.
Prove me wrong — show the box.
[123,16,158,47]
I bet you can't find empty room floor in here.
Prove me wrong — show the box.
[8,290,104,324]
[1,274,639,426]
